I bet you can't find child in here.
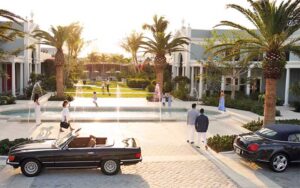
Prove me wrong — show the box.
[101,81,105,95]
[93,91,98,107]
[162,93,166,106]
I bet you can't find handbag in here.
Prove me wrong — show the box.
[60,121,70,129]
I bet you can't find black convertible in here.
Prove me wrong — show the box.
[234,124,300,172]
[6,129,142,177]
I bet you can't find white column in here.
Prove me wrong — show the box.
[12,61,16,97]
[20,63,24,95]
[199,66,203,99]
[35,63,38,74]
[246,68,251,95]
[171,65,176,78]
[221,75,225,91]
[284,68,290,106]
[190,67,194,95]
[176,66,179,77]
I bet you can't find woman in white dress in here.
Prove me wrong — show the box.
[60,100,74,132]
[33,94,41,126]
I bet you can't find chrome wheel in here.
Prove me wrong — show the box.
[104,160,117,173]
[101,159,120,175]
[271,154,288,172]
[21,159,42,177]
[24,161,38,175]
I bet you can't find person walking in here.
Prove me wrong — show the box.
[162,93,166,106]
[167,93,172,107]
[60,100,74,132]
[195,108,209,150]
[101,81,105,95]
[33,94,41,126]
[218,90,226,112]
[106,79,110,96]
[186,103,199,144]
[92,91,99,107]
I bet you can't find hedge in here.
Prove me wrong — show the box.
[48,94,74,102]
[202,96,280,116]
[0,138,30,155]
[127,79,150,89]
[243,119,300,132]
[0,95,16,105]
[207,134,237,153]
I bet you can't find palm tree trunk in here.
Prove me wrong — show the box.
[231,77,235,99]
[56,65,64,97]
[263,78,277,126]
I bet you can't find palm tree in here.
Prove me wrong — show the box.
[211,0,300,126]
[121,31,143,72]
[0,9,25,41]
[33,26,70,97]
[142,15,189,93]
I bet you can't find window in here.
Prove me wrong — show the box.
[288,134,300,142]
[226,78,231,86]
[285,51,290,61]
[256,128,278,138]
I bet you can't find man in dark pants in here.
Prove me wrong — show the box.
[195,108,209,150]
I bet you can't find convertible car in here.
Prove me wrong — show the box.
[6,128,142,177]
[233,124,300,172]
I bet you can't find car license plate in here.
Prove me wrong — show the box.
[235,148,241,154]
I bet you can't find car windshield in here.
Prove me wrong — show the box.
[54,132,74,148]
[256,128,278,139]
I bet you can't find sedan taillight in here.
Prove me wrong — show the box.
[247,143,259,152]
[135,153,141,158]
[8,155,15,161]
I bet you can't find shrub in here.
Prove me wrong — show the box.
[243,120,263,132]
[243,119,300,132]
[0,138,30,155]
[207,135,237,153]
[147,84,155,92]
[127,79,150,89]
[202,96,280,116]
[163,81,172,93]
[48,94,74,102]
[0,95,16,105]
[293,101,300,112]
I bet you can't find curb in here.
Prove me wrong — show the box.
[192,146,281,188]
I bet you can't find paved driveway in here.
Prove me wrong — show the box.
[0,122,236,188]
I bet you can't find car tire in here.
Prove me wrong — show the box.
[270,153,288,173]
[21,159,42,177]
[101,159,120,175]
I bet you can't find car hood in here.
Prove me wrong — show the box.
[10,139,56,153]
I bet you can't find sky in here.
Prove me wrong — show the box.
[2,0,255,57]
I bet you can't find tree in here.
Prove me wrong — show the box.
[205,30,253,99]
[121,31,143,73]
[0,9,25,58]
[211,0,300,126]
[33,25,71,97]
[141,15,189,94]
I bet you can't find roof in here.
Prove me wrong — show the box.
[264,124,300,141]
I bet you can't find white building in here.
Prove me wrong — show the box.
[0,19,52,96]
[170,25,300,105]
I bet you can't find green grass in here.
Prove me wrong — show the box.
[65,81,149,98]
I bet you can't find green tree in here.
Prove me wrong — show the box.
[142,15,189,95]
[211,0,300,126]
[33,25,71,97]
[121,31,143,73]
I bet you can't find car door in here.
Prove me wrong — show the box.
[53,146,100,167]
[287,133,300,162]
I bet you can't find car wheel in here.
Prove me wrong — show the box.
[21,159,42,177]
[101,159,120,175]
[270,153,288,172]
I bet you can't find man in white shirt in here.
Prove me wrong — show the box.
[186,103,199,144]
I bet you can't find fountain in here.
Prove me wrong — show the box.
[28,81,44,123]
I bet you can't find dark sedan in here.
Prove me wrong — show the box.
[233,124,300,172]
[6,128,142,177]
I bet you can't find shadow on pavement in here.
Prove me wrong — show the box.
[30,168,150,188]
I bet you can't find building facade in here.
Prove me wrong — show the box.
[0,20,52,96]
[170,25,300,105]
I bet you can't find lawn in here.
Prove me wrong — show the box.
[65,81,150,98]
